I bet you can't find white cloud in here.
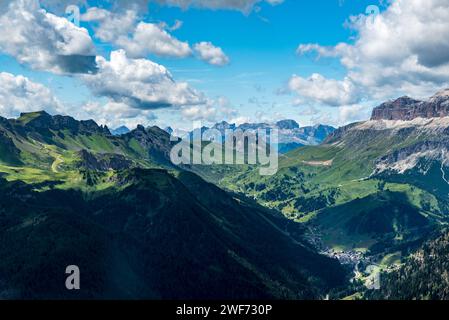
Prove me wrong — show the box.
[181,105,218,121]
[83,7,192,59]
[83,7,230,64]
[296,43,339,59]
[338,104,370,124]
[0,71,159,129]
[117,22,192,58]
[180,95,242,124]
[194,42,230,66]
[0,0,97,74]
[83,6,230,64]
[38,0,88,15]
[264,0,284,5]
[155,0,284,13]
[81,7,137,43]
[158,19,184,31]
[80,101,157,129]
[288,73,361,106]
[83,50,205,109]
[233,117,253,125]
[297,105,320,116]
[294,0,449,106]
[0,72,159,129]
[0,72,62,117]
[40,0,284,14]
[168,20,184,31]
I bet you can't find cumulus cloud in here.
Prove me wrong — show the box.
[83,8,230,63]
[0,71,160,129]
[38,0,88,15]
[194,42,230,66]
[81,7,137,43]
[0,0,97,74]
[296,43,339,59]
[293,0,449,106]
[338,104,371,124]
[0,72,62,117]
[297,105,320,116]
[180,95,241,124]
[288,73,361,106]
[83,50,205,109]
[83,7,191,58]
[116,22,192,58]
[83,7,230,64]
[81,7,192,58]
[181,104,218,121]
[308,104,372,127]
[80,101,157,129]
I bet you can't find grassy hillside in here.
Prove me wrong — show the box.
[0,169,347,299]
[367,229,449,300]
[219,121,449,256]
[0,112,348,299]
[3,110,449,299]
[312,191,434,252]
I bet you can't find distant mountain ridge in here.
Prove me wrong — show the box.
[219,89,449,269]
[12,111,111,135]
[176,119,335,154]
[6,88,449,300]
[111,125,130,136]
[0,109,347,299]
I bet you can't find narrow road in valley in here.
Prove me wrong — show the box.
[51,154,64,173]
[441,150,449,199]
[37,141,64,173]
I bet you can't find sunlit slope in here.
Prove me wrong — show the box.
[0,111,175,188]
[222,118,449,252]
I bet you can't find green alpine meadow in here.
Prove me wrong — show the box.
[2,88,449,299]
[0,110,348,299]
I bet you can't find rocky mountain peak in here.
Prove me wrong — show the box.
[19,110,50,118]
[111,125,130,136]
[213,121,236,131]
[15,111,111,135]
[431,88,449,100]
[18,111,53,127]
[164,126,173,135]
[276,119,300,130]
[371,90,449,121]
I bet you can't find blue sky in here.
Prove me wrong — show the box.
[1,0,448,130]
[156,0,372,125]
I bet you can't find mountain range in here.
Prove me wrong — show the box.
[112,120,335,155]
[0,110,345,299]
[371,89,449,121]
[2,89,449,300]
[215,89,449,299]
[160,120,335,154]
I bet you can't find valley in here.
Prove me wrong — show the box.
[204,90,449,298]
[1,90,449,299]
[0,110,346,299]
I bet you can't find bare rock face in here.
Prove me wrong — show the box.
[276,119,300,130]
[76,149,133,171]
[371,89,449,121]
